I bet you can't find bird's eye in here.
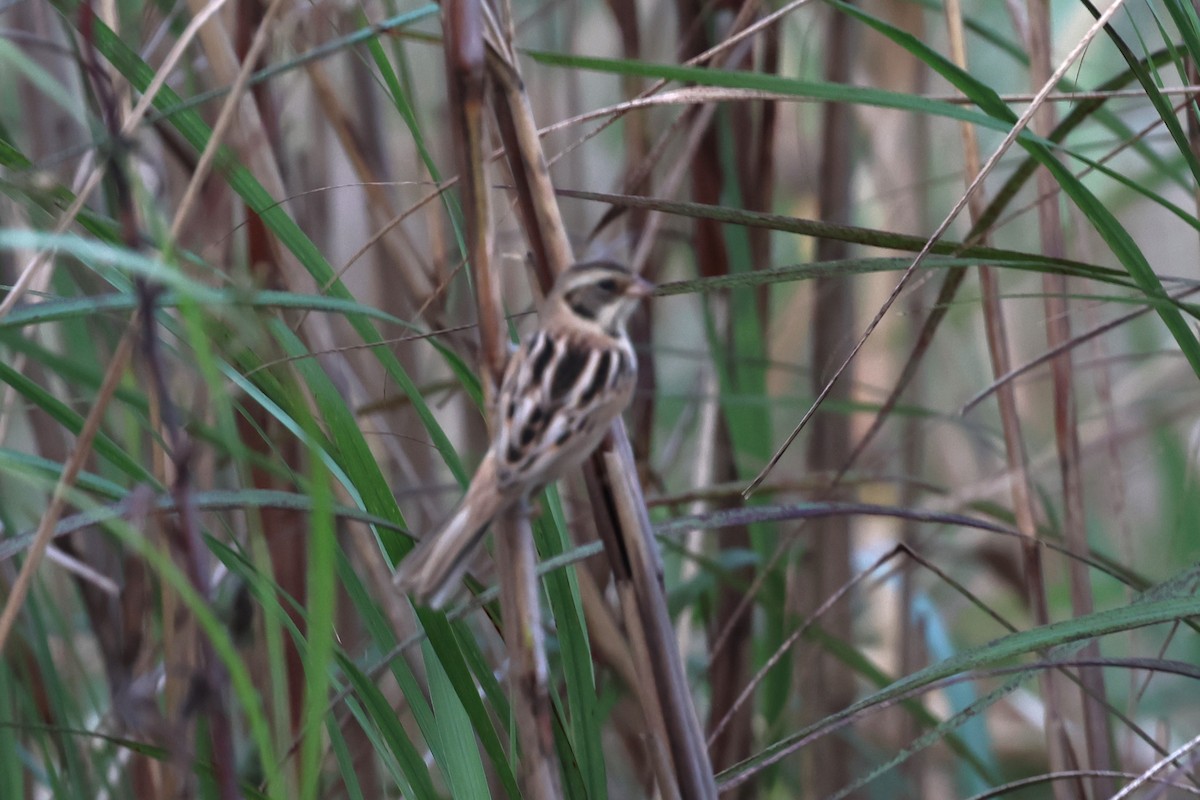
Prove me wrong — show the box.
[596,278,619,293]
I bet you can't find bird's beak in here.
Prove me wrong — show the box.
[627,275,655,298]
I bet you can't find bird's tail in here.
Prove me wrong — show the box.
[394,456,508,609]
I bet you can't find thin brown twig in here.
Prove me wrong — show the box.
[167,0,285,243]
[961,285,1200,415]
[0,0,229,320]
[708,545,903,747]
[964,770,1200,800]
[717,652,1200,793]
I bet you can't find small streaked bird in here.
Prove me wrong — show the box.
[395,261,653,608]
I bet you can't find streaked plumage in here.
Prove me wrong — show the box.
[395,261,652,608]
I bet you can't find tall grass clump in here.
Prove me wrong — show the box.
[3,0,1200,797]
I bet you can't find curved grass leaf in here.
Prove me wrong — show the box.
[80,13,467,486]
[717,591,1200,789]
[829,0,1200,378]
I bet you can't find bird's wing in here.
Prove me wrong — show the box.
[493,328,635,491]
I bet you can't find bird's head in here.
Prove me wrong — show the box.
[546,261,654,336]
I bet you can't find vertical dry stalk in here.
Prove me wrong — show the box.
[692,414,757,792]
[942,1,1073,795]
[706,146,766,800]
[663,2,768,791]
[603,0,659,474]
[443,0,561,797]
[444,0,502,381]
[476,2,716,796]
[799,4,858,795]
[597,438,717,800]
[303,61,433,302]
[1026,1,1115,794]
[486,33,574,282]
[125,93,243,795]
[589,480,681,800]
[496,504,561,797]
[860,0,928,786]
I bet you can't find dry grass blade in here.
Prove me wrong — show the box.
[960,286,1200,414]
[1025,2,1114,792]
[796,5,857,793]
[743,0,1134,498]
[445,0,501,381]
[0,322,135,655]
[0,0,228,320]
[11,0,1200,795]
[596,437,716,799]
[709,546,903,749]
[167,0,285,243]
[1110,730,1200,799]
[476,0,717,793]
[942,0,1070,792]
[443,0,561,795]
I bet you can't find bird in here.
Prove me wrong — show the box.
[395,260,653,608]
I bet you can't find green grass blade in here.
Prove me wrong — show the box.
[425,639,491,798]
[539,492,606,799]
[718,591,1200,787]
[81,14,467,485]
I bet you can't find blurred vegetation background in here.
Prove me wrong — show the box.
[3,0,1200,797]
